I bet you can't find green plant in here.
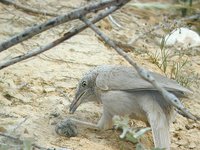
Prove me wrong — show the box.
[147,37,198,88]
[113,116,165,150]
[0,136,34,150]
[23,138,33,150]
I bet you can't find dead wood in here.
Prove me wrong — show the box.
[0,0,120,52]
[0,4,125,69]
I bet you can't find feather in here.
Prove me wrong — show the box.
[148,111,171,150]
[95,65,192,97]
[140,92,171,150]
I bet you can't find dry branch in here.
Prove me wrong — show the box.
[0,132,60,150]
[0,3,127,70]
[0,0,119,52]
[80,16,198,121]
[0,0,59,16]
[0,132,20,141]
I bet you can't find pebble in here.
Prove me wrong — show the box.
[185,124,194,130]
[50,111,60,118]
[44,87,55,93]
[176,139,188,146]
[0,126,7,132]
[188,142,196,149]
[171,143,178,149]
[24,128,29,134]
[163,27,200,48]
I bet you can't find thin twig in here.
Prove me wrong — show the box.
[180,13,200,21]
[0,132,21,141]
[0,132,64,150]
[32,143,63,150]
[128,25,161,45]
[80,16,197,121]
[128,13,200,45]
[0,3,126,70]
[12,117,28,132]
[0,0,59,16]
[0,0,118,52]
[39,54,97,67]
[0,142,22,149]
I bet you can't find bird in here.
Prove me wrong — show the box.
[69,65,192,150]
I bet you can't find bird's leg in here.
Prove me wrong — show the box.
[55,110,114,137]
[96,109,114,130]
[73,111,113,130]
[68,118,99,129]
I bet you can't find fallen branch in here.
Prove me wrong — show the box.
[0,132,20,141]
[0,2,127,70]
[0,0,59,16]
[180,13,200,21]
[0,0,118,52]
[80,16,197,121]
[12,117,28,132]
[0,143,21,149]
[0,132,61,150]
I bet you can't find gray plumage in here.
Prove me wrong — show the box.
[69,65,191,150]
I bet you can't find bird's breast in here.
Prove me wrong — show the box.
[100,90,147,120]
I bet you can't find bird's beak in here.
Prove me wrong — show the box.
[69,90,86,114]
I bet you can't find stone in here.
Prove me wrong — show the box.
[55,118,78,137]
[163,27,200,48]
[0,126,7,132]
[188,142,196,149]
[176,139,188,146]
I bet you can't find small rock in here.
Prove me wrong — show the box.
[0,126,7,132]
[0,95,12,106]
[175,127,183,131]
[50,111,60,118]
[44,86,55,93]
[49,119,57,125]
[185,124,194,130]
[171,143,178,149]
[176,139,188,146]
[188,142,196,149]
[173,132,180,138]
[24,128,29,134]
[30,86,43,93]
[163,27,200,48]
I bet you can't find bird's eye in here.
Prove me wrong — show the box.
[82,81,87,87]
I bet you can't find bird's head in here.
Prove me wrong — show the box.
[69,70,98,114]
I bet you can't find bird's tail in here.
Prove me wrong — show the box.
[147,109,171,150]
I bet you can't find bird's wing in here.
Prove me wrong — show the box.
[95,66,192,95]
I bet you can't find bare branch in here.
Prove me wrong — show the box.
[80,16,197,121]
[32,143,67,150]
[0,0,59,16]
[0,132,62,150]
[12,117,28,132]
[0,132,20,141]
[0,0,119,52]
[0,4,125,70]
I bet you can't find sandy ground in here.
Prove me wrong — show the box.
[0,0,199,150]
